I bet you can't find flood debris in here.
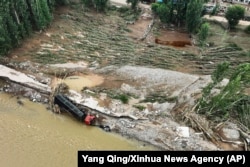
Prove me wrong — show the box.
[176,127,190,138]
[1,1,249,151]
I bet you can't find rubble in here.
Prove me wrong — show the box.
[221,128,240,141]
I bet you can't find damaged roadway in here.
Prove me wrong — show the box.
[0,62,221,150]
[0,1,244,150]
[66,65,219,150]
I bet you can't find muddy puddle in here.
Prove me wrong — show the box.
[0,92,156,167]
[63,74,104,92]
[155,29,192,47]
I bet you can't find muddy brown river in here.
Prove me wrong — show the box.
[0,92,156,167]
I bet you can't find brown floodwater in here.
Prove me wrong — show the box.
[0,92,156,167]
[62,74,104,91]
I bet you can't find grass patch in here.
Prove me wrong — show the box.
[239,51,250,57]
[117,6,141,22]
[237,96,250,129]
[197,63,250,129]
[89,87,130,104]
[133,105,146,111]
[140,93,178,103]
[244,25,250,34]
[112,94,129,104]
[247,51,250,57]
[226,43,242,51]
[34,52,67,64]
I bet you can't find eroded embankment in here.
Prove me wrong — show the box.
[1,3,249,151]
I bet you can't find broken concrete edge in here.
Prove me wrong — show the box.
[67,89,146,120]
[0,64,247,150]
[0,64,51,95]
[65,90,221,150]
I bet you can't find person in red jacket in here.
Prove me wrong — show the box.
[84,113,111,132]
[84,113,96,125]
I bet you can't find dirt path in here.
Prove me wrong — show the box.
[203,14,250,28]
[110,0,127,6]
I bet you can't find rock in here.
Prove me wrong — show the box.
[142,108,149,116]
[176,127,190,138]
[141,13,152,19]
[27,74,36,80]
[225,122,239,129]
[39,77,51,85]
[19,61,32,69]
[118,119,136,128]
[120,83,140,96]
[216,78,229,88]
[153,102,176,115]
[43,98,49,103]
[222,128,240,141]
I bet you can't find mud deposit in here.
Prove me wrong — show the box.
[155,30,192,47]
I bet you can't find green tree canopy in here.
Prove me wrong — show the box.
[126,0,140,10]
[0,0,63,56]
[186,0,203,33]
[225,5,245,29]
[81,0,109,12]
[152,0,205,30]
[198,22,210,46]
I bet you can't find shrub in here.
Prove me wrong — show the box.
[245,25,250,34]
[225,5,245,29]
[133,105,146,111]
[186,0,203,33]
[151,3,160,13]
[94,0,109,11]
[197,62,250,129]
[114,94,129,104]
[82,0,109,12]
[81,0,93,7]
[157,3,171,23]
[126,0,140,10]
[210,4,219,16]
[198,22,210,46]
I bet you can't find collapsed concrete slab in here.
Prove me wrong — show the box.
[0,65,51,94]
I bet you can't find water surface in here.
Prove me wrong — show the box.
[0,93,156,167]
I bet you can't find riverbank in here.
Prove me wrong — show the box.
[0,60,220,150]
[0,92,157,167]
[1,2,249,151]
